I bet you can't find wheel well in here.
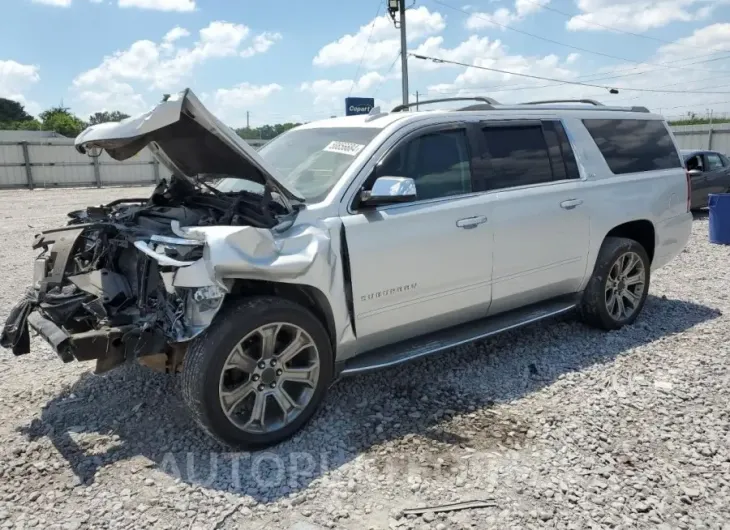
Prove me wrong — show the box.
[606,220,656,262]
[229,279,337,351]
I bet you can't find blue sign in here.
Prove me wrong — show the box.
[345,97,375,116]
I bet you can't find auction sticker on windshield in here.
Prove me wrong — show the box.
[323,141,365,156]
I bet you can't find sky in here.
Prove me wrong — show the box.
[2,0,730,127]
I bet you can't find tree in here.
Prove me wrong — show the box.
[0,119,41,131]
[235,122,300,141]
[0,98,34,122]
[39,106,87,138]
[89,110,130,125]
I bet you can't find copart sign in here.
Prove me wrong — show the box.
[345,97,375,116]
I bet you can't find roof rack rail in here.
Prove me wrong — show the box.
[391,96,500,113]
[520,99,651,113]
[522,99,604,106]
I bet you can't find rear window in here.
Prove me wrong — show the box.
[582,119,681,175]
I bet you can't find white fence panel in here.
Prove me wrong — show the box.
[671,123,730,154]
[0,144,27,188]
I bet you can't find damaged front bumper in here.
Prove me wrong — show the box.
[1,222,227,373]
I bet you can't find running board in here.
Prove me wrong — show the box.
[339,294,580,377]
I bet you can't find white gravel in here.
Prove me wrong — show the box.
[1,188,729,530]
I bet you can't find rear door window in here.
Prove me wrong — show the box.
[706,153,724,171]
[480,124,554,189]
[582,119,681,175]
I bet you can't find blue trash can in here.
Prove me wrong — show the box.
[708,193,730,244]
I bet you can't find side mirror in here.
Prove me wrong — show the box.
[360,176,417,206]
[688,169,703,177]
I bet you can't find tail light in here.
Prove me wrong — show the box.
[685,170,691,212]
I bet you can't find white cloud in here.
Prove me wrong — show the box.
[0,59,41,116]
[71,21,281,115]
[466,0,549,29]
[75,80,149,117]
[655,23,730,61]
[241,32,282,58]
[31,0,72,6]
[313,6,445,69]
[163,27,190,43]
[118,0,195,12]
[566,0,716,32]
[301,71,386,108]
[209,82,283,126]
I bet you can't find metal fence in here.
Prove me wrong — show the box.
[0,137,269,190]
[671,123,730,154]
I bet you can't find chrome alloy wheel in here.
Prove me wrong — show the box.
[605,251,646,321]
[218,323,320,434]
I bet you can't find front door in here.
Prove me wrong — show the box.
[341,125,495,352]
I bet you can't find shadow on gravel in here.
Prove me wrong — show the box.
[19,295,720,503]
[692,209,709,220]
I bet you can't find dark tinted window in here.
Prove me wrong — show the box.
[379,129,472,200]
[481,125,554,189]
[686,154,703,171]
[582,119,681,174]
[554,121,580,179]
[721,154,730,167]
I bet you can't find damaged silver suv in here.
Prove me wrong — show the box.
[2,90,692,449]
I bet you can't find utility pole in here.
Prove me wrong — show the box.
[388,0,409,107]
[246,111,250,129]
[416,91,419,111]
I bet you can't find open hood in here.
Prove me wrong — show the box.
[74,89,305,203]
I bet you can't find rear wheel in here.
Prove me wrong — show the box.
[580,237,650,330]
[181,296,333,449]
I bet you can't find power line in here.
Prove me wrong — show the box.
[373,52,402,96]
[349,0,383,97]
[430,0,723,74]
[409,53,730,95]
[421,54,730,96]
[514,0,710,50]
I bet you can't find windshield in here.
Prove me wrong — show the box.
[215,127,382,202]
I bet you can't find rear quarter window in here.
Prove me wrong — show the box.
[582,119,681,175]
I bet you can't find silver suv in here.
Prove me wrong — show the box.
[1,90,692,449]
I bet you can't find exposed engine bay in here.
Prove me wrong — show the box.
[0,175,293,373]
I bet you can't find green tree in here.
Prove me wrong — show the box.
[0,119,41,131]
[235,122,300,141]
[0,98,34,122]
[39,106,87,138]
[89,110,130,125]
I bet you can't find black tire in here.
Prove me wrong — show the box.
[580,236,651,331]
[181,296,333,449]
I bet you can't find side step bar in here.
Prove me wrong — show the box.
[339,293,580,377]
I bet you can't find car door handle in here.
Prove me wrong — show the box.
[456,215,488,229]
[560,199,583,210]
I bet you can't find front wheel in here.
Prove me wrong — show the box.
[580,237,651,331]
[181,296,333,449]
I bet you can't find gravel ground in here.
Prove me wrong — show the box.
[0,188,729,530]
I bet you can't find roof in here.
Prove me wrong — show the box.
[295,100,664,131]
[0,130,65,142]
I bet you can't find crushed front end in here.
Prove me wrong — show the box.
[1,176,290,374]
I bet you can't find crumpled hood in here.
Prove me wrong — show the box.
[74,89,304,203]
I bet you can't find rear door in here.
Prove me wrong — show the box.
[704,152,729,195]
[475,119,590,315]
